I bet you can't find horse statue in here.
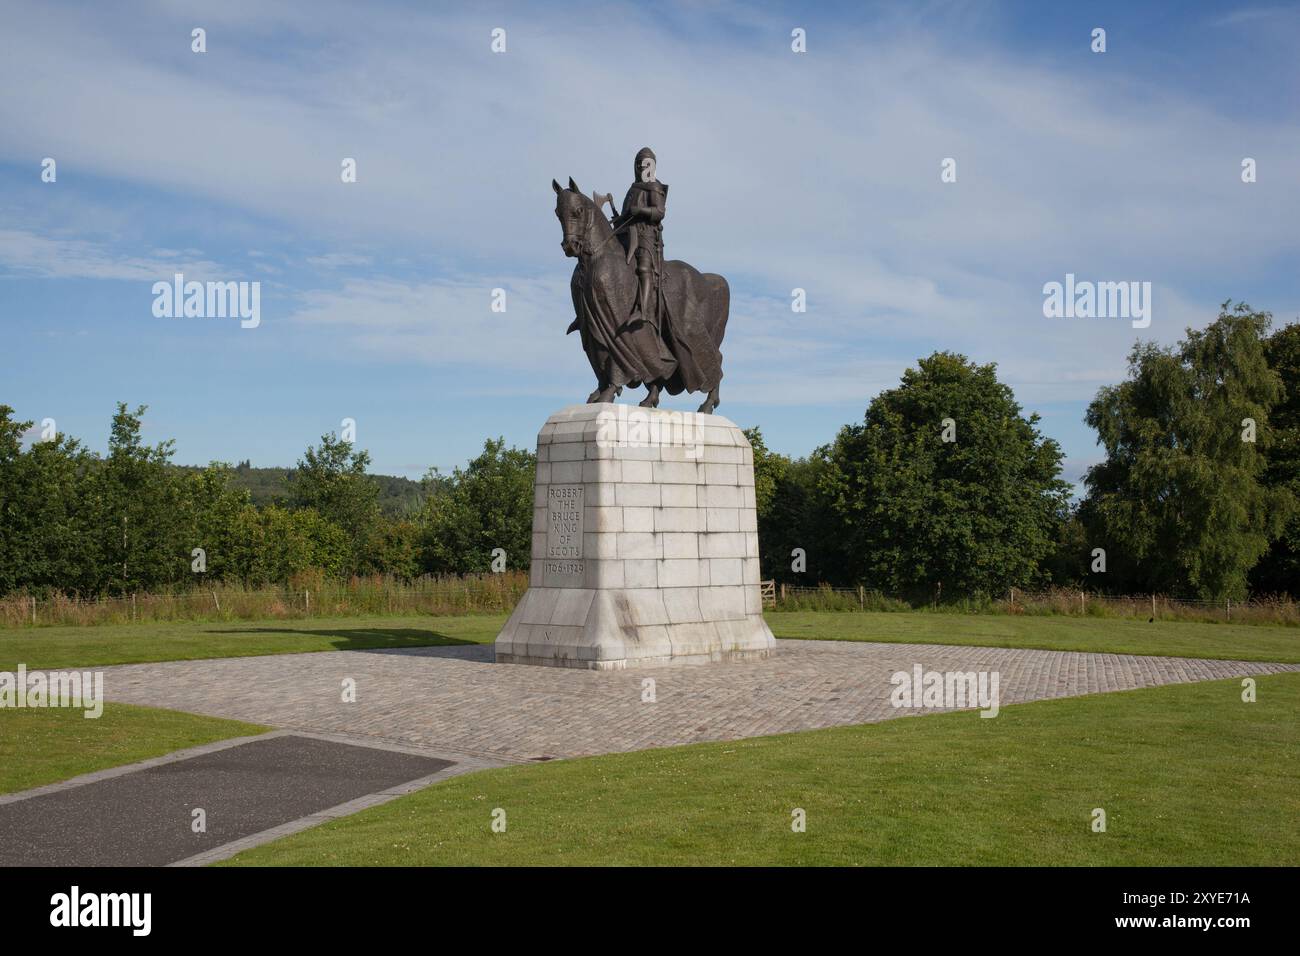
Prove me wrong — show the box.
[552,176,729,414]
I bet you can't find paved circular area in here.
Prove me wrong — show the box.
[97,639,1300,762]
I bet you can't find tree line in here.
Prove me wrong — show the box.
[0,405,536,597]
[752,302,1298,602]
[1,302,1295,603]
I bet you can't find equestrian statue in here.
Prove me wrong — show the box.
[553,146,729,414]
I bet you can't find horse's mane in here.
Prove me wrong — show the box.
[572,185,614,241]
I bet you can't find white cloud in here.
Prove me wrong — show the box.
[305,253,374,269]
[0,229,223,281]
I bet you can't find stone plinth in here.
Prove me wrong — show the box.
[495,404,776,670]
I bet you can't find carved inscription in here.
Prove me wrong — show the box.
[543,485,584,585]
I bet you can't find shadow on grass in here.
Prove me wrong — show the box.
[205,626,482,654]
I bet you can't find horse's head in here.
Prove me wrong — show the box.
[553,177,612,258]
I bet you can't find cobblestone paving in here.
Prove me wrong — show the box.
[100,641,1300,762]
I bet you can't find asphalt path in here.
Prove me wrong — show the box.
[0,734,453,866]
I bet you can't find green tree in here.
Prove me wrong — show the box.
[418,438,536,575]
[285,432,381,576]
[822,352,1069,598]
[0,408,102,595]
[1042,511,1091,588]
[745,428,842,583]
[93,403,188,594]
[1080,303,1294,600]
[745,427,786,519]
[0,407,37,594]
[250,505,349,583]
[1249,320,1300,596]
[182,464,254,583]
[367,519,421,580]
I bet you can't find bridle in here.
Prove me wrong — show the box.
[567,194,630,259]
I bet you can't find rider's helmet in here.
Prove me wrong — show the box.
[634,147,657,184]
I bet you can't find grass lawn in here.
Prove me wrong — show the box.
[769,611,1300,663]
[222,673,1300,866]
[0,703,267,795]
[3,610,1296,671]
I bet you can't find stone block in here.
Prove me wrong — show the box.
[655,507,704,533]
[616,483,661,508]
[550,461,583,483]
[621,459,653,483]
[658,558,706,588]
[661,532,699,559]
[617,532,660,560]
[624,559,659,589]
[660,484,697,507]
[700,532,746,559]
[705,508,740,532]
[708,558,743,587]
[699,485,742,509]
[623,507,655,533]
[653,460,700,484]
[585,506,623,533]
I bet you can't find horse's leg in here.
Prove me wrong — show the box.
[696,384,720,414]
[639,382,661,408]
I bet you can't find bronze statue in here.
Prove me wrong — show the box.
[615,147,667,331]
[554,147,727,413]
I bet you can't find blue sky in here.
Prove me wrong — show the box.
[2,0,1297,490]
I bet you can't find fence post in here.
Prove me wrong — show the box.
[858,585,864,609]
[1080,590,1085,615]
[1226,597,1231,622]
[305,590,311,614]
[31,595,37,626]
[132,592,137,622]
[1151,593,1156,619]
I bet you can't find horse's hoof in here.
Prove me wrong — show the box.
[696,386,720,414]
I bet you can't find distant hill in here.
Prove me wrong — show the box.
[175,460,429,517]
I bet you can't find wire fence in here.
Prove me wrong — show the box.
[0,572,529,629]
[3,574,1297,629]
[763,582,1300,625]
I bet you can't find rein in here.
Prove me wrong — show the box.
[574,200,630,257]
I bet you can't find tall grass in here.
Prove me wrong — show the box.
[0,571,528,628]
[770,583,911,613]
[4,575,1296,629]
[766,584,1300,626]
